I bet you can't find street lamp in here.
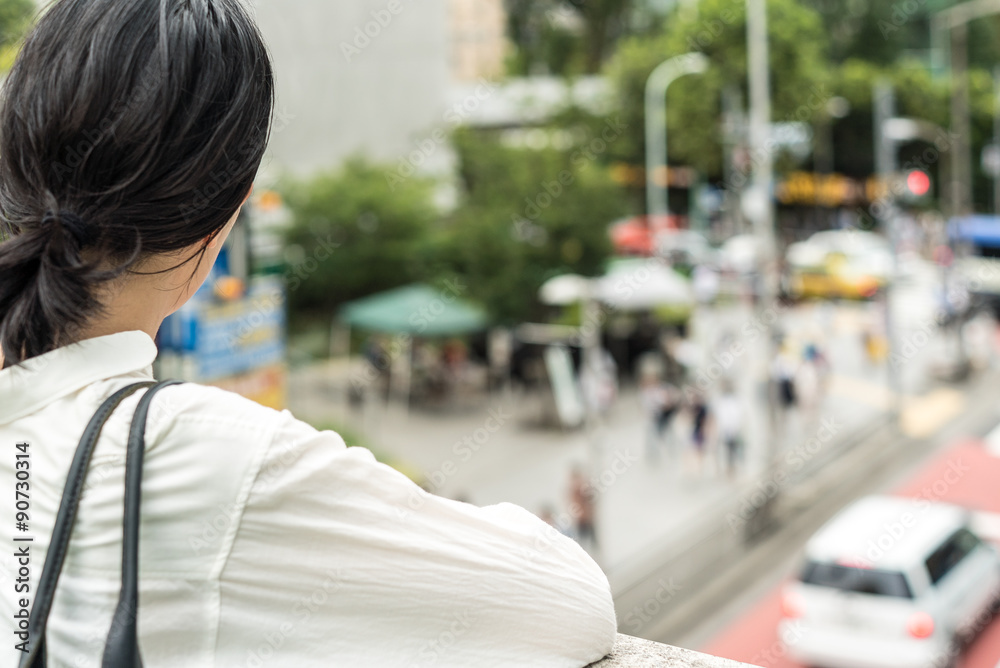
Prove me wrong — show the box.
[644,52,710,225]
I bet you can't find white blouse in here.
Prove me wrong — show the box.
[0,331,616,667]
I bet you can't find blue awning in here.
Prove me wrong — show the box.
[949,215,1000,249]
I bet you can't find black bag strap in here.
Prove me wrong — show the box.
[20,382,154,668]
[102,379,182,668]
[19,379,182,668]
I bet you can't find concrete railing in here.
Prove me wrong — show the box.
[589,635,758,668]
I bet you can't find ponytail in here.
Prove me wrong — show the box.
[0,210,124,367]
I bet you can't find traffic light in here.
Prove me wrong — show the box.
[900,169,932,203]
[906,170,930,197]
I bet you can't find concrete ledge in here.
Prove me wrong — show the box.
[589,635,759,668]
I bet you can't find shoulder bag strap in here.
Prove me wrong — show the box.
[101,380,183,668]
[20,381,156,668]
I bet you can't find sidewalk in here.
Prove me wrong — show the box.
[286,284,990,590]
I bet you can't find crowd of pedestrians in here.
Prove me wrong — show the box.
[540,321,835,553]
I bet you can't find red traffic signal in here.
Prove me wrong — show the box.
[906,170,931,197]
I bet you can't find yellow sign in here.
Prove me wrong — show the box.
[776,172,892,207]
[210,363,287,410]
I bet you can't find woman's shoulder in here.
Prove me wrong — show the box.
[145,380,292,439]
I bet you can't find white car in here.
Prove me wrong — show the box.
[779,495,1000,668]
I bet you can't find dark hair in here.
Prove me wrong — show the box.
[0,0,274,367]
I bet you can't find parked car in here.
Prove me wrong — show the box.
[779,495,1000,668]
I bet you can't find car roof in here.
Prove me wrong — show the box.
[805,495,970,570]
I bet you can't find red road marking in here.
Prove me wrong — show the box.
[891,440,1000,515]
[700,439,1000,667]
[702,586,799,667]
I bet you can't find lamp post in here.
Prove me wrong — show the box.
[644,52,710,226]
[745,0,780,477]
[873,82,901,417]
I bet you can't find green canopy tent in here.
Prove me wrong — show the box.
[336,284,489,409]
[340,283,488,336]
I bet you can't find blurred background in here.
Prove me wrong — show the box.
[8,0,1000,665]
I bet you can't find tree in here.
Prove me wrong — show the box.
[0,0,34,70]
[439,128,627,323]
[605,0,830,180]
[505,0,637,75]
[282,159,439,323]
[801,0,1000,69]
[564,0,635,72]
[827,58,999,209]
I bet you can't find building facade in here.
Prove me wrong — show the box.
[252,0,452,178]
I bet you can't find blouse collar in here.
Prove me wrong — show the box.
[0,330,157,424]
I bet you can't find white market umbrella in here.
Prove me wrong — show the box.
[594,259,695,310]
[539,273,594,305]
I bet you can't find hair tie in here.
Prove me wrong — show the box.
[42,210,94,247]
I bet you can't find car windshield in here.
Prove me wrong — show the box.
[800,561,913,599]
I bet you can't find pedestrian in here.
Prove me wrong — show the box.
[640,374,679,464]
[569,467,598,553]
[538,505,573,537]
[0,2,617,665]
[773,347,797,409]
[770,344,798,445]
[689,391,710,475]
[581,347,618,417]
[714,381,744,478]
[796,343,829,430]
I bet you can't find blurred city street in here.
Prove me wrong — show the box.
[288,276,993,579]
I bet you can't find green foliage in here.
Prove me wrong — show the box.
[282,159,439,322]
[826,59,1000,204]
[606,0,829,177]
[802,0,925,65]
[0,0,33,73]
[281,135,628,328]
[801,0,1000,69]
[505,0,640,75]
[0,0,32,50]
[825,60,947,176]
[439,128,627,323]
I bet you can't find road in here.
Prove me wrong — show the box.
[700,431,1000,667]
